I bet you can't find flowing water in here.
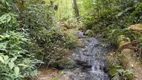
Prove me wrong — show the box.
[60,35,111,80]
[35,31,112,80]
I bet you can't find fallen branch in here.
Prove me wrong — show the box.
[115,40,138,53]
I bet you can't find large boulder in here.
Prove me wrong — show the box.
[127,24,142,31]
[57,57,76,69]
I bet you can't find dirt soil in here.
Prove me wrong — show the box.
[122,49,142,80]
[35,68,61,80]
[127,54,142,80]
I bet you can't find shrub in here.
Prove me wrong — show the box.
[0,1,41,79]
[0,32,40,80]
[23,3,77,66]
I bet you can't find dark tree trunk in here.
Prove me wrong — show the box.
[72,0,79,17]
[15,0,24,32]
[50,0,54,6]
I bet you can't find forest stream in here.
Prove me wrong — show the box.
[1,1,142,80]
[36,31,112,80]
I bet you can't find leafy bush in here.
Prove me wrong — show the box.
[81,0,142,37]
[0,32,40,80]
[23,3,77,66]
[107,53,134,80]
[0,1,41,79]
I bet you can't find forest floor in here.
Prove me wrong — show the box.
[35,68,62,80]
[126,53,142,80]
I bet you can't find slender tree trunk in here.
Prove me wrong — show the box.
[72,0,79,17]
[50,0,54,6]
[15,0,24,31]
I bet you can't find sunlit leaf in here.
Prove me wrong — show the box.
[4,55,9,60]
[11,57,17,62]
[0,56,4,63]
[14,66,20,77]
[8,62,15,69]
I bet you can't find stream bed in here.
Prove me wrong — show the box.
[59,35,112,80]
[36,33,112,80]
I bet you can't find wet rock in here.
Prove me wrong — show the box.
[58,58,76,69]
[69,37,110,80]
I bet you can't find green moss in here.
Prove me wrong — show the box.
[85,29,94,37]
[57,58,76,69]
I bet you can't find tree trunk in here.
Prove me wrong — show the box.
[72,0,79,17]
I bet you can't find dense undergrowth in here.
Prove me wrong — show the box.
[0,1,41,79]
[0,0,78,80]
[82,0,142,42]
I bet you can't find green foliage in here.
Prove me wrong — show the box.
[0,0,41,79]
[0,13,17,32]
[131,2,142,23]
[106,29,124,45]
[0,32,40,80]
[81,0,142,37]
[109,67,134,80]
[107,54,134,80]
[85,29,94,37]
[63,31,78,49]
[23,3,77,65]
[23,4,55,29]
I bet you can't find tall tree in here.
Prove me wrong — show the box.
[72,0,79,17]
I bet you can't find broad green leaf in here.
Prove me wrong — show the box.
[11,57,17,62]
[117,69,125,73]
[112,73,120,80]
[0,56,4,63]
[126,70,133,74]
[4,55,9,60]
[0,42,8,51]
[18,64,28,68]
[108,68,117,76]
[0,4,5,9]
[14,66,20,77]
[1,0,5,3]
[3,55,9,64]
[0,13,12,24]
[8,62,15,69]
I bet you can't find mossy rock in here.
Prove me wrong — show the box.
[127,24,142,31]
[117,35,131,47]
[63,21,76,29]
[57,57,76,69]
[85,29,94,37]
